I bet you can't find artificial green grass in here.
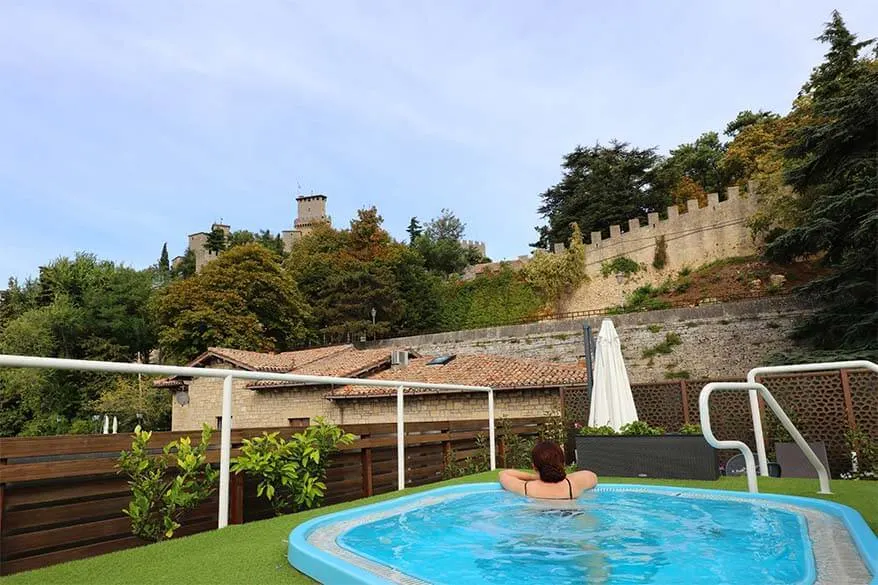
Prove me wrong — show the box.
[2,474,875,585]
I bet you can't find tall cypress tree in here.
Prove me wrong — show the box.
[158,243,170,273]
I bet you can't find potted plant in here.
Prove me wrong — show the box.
[574,421,719,480]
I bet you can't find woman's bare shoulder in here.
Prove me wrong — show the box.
[569,469,598,491]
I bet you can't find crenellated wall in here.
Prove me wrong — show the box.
[580,185,758,279]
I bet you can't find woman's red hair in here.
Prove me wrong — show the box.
[531,441,566,483]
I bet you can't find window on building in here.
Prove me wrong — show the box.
[288,417,310,428]
[215,416,233,430]
[427,355,456,366]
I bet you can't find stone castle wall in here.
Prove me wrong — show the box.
[465,185,759,311]
[369,296,810,384]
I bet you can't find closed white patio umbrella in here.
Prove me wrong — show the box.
[588,319,638,431]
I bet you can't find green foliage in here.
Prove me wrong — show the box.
[91,376,171,433]
[437,267,543,331]
[443,434,491,480]
[679,423,702,435]
[647,324,663,334]
[405,217,422,244]
[654,131,729,202]
[170,248,196,280]
[678,266,692,277]
[621,284,671,313]
[620,421,665,436]
[227,230,285,257]
[156,244,312,361]
[765,13,877,351]
[117,425,218,542]
[843,429,876,480]
[204,227,227,254]
[642,332,682,358]
[231,419,354,515]
[600,256,641,278]
[577,425,617,436]
[664,370,691,380]
[500,420,536,470]
[522,224,587,306]
[0,255,158,436]
[158,244,170,274]
[652,236,668,270]
[534,141,669,249]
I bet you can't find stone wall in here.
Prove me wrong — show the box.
[171,368,562,431]
[370,296,811,383]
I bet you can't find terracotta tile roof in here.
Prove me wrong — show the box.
[326,354,587,399]
[153,344,354,387]
[246,347,395,389]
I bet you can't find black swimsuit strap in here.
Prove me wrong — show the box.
[565,477,573,499]
[524,481,529,495]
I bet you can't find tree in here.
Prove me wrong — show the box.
[92,376,171,433]
[425,209,465,241]
[204,227,227,255]
[766,12,877,352]
[654,132,728,201]
[227,229,285,256]
[155,244,312,362]
[406,217,422,244]
[0,254,158,436]
[724,110,780,138]
[534,141,668,248]
[158,243,170,273]
[170,248,196,280]
[522,224,587,309]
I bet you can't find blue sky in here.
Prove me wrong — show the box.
[2,1,876,282]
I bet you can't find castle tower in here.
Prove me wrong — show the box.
[190,223,230,272]
[294,194,329,233]
[283,194,332,253]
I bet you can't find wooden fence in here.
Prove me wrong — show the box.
[0,417,546,575]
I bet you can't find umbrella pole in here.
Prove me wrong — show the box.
[582,322,594,393]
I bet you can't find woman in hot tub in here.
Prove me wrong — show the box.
[499,441,597,500]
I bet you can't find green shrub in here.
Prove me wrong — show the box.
[678,266,692,277]
[620,421,665,436]
[443,434,491,479]
[664,370,691,380]
[647,324,663,334]
[623,285,671,312]
[577,425,617,436]
[674,278,691,293]
[679,423,702,435]
[652,236,668,270]
[522,224,587,307]
[643,332,683,358]
[118,425,218,542]
[843,429,876,480]
[231,418,354,515]
[601,256,641,278]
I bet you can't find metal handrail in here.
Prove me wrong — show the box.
[699,381,832,494]
[0,354,496,529]
[745,360,878,478]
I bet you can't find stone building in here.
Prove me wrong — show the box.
[177,194,332,272]
[157,345,587,431]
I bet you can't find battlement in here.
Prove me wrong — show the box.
[572,184,755,252]
[461,240,487,257]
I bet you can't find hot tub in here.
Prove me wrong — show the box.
[288,483,876,584]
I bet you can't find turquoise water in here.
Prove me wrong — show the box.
[338,490,811,585]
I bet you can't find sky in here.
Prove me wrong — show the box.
[1,1,877,282]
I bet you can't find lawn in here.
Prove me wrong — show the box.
[2,474,875,585]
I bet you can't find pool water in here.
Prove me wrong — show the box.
[337,489,811,585]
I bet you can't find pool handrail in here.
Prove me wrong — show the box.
[700,381,832,494]
[745,360,878,478]
[0,353,497,530]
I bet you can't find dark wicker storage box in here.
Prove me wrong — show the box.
[575,435,719,480]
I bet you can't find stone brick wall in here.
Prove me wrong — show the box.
[370,296,811,384]
[171,364,562,431]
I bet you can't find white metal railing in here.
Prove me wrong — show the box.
[746,360,878,478]
[0,354,496,529]
[700,360,878,494]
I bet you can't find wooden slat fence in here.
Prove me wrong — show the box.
[0,417,546,575]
